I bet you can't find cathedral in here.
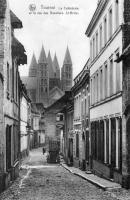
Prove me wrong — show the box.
[21,46,73,107]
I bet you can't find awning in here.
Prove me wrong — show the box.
[12,36,27,65]
[10,10,22,29]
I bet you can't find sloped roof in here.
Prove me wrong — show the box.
[29,53,37,77]
[63,47,72,65]
[47,51,54,78]
[11,36,27,65]
[21,76,37,90]
[46,91,72,113]
[38,45,47,64]
[49,86,64,97]
[10,10,22,29]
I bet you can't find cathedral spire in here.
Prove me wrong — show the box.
[47,51,54,78]
[53,53,60,78]
[38,45,47,64]
[29,53,37,77]
[63,46,72,65]
[61,47,72,91]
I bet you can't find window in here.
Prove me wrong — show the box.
[96,31,98,56]
[91,79,93,105]
[76,133,79,158]
[44,79,47,85]
[41,87,43,93]
[7,62,9,91]
[16,69,18,102]
[109,7,113,38]
[93,36,95,59]
[115,0,119,29]
[91,122,96,159]
[106,119,109,164]
[110,57,113,96]
[41,79,43,85]
[86,87,89,115]
[100,69,103,100]
[86,130,89,161]
[104,16,107,45]
[100,24,103,50]
[94,76,96,104]
[97,73,99,102]
[90,41,92,61]
[100,120,104,162]
[111,118,116,168]
[115,51,121,92]
[118,117,122,170]
[41,70,43,77]
[104,63,108,98]
[12,61,14,98]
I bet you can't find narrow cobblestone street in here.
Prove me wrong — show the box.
[0,148,130,200]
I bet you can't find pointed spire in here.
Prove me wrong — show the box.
[29,53,37,77]
[63,46,72,65]
[38,45,47,64]
[53,53,60,78]
[30,53,37,68]
[47,51,54,78]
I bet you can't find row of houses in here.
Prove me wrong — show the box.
[47,0,130,189]
[0,0,46,193]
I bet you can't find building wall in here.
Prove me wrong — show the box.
[20,95,29,157]
[0,0,23,192]
[87,0,127,186]
[45,113,56,138]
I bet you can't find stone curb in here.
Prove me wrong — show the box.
[61,163,121,191]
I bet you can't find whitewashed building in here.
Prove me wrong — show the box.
[86,0,130,188]
[73,61,90,170]
[20,83,31,158]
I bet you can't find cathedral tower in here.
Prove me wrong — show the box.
[47,51,54,79]
[37,45,49,106]
[29,53,37,77]
[61,47,72,91]
[53,53,60,79]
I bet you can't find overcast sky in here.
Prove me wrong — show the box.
[9,0,97,78]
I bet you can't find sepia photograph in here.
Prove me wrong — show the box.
[0,0,130,199]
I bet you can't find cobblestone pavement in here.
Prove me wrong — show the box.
[0,148,130,200]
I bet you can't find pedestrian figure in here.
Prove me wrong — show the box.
[42,147,45,154]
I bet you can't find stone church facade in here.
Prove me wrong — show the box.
[21,46,73,108]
